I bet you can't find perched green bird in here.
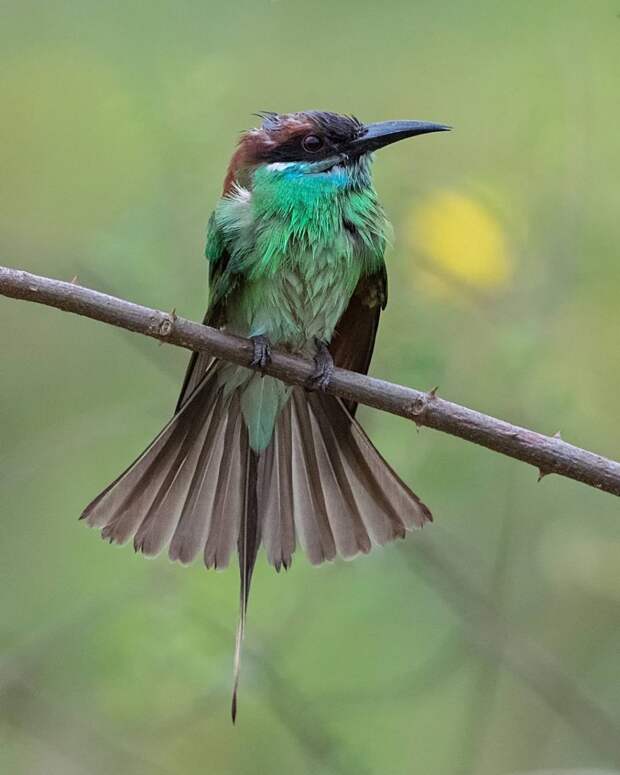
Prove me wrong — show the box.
[81,111,448,718]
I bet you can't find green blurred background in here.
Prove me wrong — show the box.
[1,2,619,773]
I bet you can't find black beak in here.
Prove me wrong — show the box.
[348,119,450,155]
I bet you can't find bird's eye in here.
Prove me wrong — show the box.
[302,134,324,153]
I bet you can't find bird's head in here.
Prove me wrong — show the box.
[223,111,449,194]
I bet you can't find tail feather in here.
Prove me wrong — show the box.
[231,446,259,723]
[87,394,201,541]
[257,388,431,568]
[83,364,219,552]
[306,390,432,541]
[135,397,217,558]
[293,391,370,559]
[204,395,246,569]
[257,407,295,571]
[289,396,338,565]
[168,390,230,564]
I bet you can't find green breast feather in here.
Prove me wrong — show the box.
[204,158,389,451]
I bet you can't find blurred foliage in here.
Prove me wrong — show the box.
[1,1,619,774]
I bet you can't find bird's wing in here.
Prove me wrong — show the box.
[328,265,388,416]
[176,212,240,410]
[203,212,239,328]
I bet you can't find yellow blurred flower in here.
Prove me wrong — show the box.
[407,190,512,290]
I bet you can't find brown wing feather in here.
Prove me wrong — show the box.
[176,245,238,411]
[329,268,387,416]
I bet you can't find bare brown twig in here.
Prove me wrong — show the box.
[1,265,619,496]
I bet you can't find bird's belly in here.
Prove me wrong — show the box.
[245,253,359,353]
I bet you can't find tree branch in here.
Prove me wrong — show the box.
[1,265,619,497]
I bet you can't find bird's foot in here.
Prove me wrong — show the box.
[307,339,334,392]
[250,335,272,371]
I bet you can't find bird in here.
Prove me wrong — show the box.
[81,110,449,720]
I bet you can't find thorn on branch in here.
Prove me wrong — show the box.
[428,386,439,400]
[553,430,563,440]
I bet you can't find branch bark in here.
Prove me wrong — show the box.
[1,265,619,497]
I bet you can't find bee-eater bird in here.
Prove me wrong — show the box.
[81,111,448,719]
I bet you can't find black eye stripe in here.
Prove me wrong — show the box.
[260,117,361,163]
[257,112,363,163]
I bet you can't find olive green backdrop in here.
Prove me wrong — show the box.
[1,2,619,773]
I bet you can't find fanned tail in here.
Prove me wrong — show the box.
[81,363,432,724]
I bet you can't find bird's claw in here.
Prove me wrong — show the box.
[307,339,334,392]
[250,335,272,371]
